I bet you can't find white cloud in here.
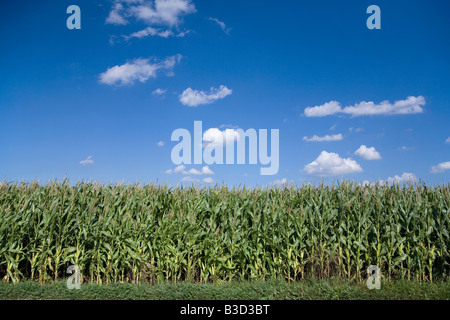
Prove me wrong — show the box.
[360,180,375,187]
[174,164,185,173]
[386,172,417,184]
[362,172,418,186]
[166,164,185,174]
[303,134,343,142]
[304,101,342,117]
[446,137,450,144]
[106,0,196,27]
[344,96,425,116]
[431,161,450,173]
[398,146,414,151]
[203,177,214,184]
[166,165,214,176]
[349,127,364,133]
[179,85,232,107]
[132,0,196,26]
[354,145,381,160]
[99,55,181,86]
[80,156,94,166]
[304,96,425,117]
[181,176,200,183]
[208,17,231,34]
[304,151,363,177]
[157,141,164,146]
[272,178,288,186]
[182,166,214,176]
[109,35,119,46]
[203,128,240,147]
[106,3,128,25]
[182,176,216,184]
[201,166,215,175]
[126,27,173,39]
[123,27,188,40]
[153,88,167,95]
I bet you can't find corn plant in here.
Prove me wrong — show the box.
[0,180,448,283]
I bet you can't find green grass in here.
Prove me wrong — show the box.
[0,279,448,300]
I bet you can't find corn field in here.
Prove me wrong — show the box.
[0,180,448,284]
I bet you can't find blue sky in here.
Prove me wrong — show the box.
[1,0,449,187]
